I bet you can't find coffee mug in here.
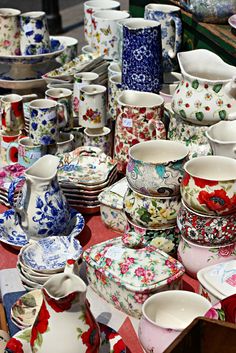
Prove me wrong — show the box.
[0,131,22,165]
[0,94,24,132]
[20,11,51,55]
[6,137,46,167]
[45,88,73,130]
[0,8,21,55]
[84,127,112,156]
[79,84,107,128]
[29,99,68,145]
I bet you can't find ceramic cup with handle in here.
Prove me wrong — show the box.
[29,99,68,145]
[45,88,73,130]
[20,11,51,55]
[0,94,25,133]
[144,4,182,72]
[51,35,78,65]
[0,130,22,165]
[0,8,21,55]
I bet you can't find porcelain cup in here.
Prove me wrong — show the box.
[45,88,73,130]
[108,73,122,120]
[73,72,99,117]
[114,90,166,173]
[20,11,51,55]
[206,121,236,158]
[84,127,112,156]
[0,130,22,165]
[51,35,78,65]
[181,155,236,216]
[46,132,75,155]
[138,290,211,353]
[29,99,68,145]
[79,84,107,128]
[84,0,120,45]
[0,8,21,55]
[0,94,24,132]
[144,4,182,72]
[92,9,130,60]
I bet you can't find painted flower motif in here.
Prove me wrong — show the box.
[43,289,77,312]
[216,99,224,107]
[35,19,43,29]
[144,270,155,282]
[182,172,190,186]
[198,189,235,213]
[34,33,43,43]
[205,307,219,320]
[30,299,50,347]
[134,293,149,304]
[193,177,218,188]
[205,93,213,100]
[201,289,211,302]
[218,244,235,257]
[186,90,193,98]
[194,100,202,109]
[135,267,145,277]
[221,294,236,323]
[120,263,129,274]
[5,338,23,353]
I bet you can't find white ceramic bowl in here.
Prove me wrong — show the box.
[206,120,236,158]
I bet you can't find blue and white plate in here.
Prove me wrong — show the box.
[0,208,85,250]
[20,236,82,272]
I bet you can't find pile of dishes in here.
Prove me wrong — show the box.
[57,146,117,213]
[17,236,83,291]
[0,164,25,207]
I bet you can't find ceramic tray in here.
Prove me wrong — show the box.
[0,77,46,90]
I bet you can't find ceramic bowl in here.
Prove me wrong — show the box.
[181,156,236,215]
[20,265,50,285]
[177,235,236,279]
[126,140,189,197]
[138,290,211,353]
[124,187,181,228]
[206,120,236,158]
[122,214,179,253]
[177,200,236,246]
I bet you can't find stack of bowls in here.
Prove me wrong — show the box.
[123,140,189,253]
[17,236,82,291]
[177,155,236,278]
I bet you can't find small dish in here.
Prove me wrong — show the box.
[20,236,82,272]
[0,208,85,249]
[228,14,236,30]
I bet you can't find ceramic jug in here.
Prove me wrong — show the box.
[8,155,71,240]
[171,49,236,125]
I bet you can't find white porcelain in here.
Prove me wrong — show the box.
[108,61,121,79]
[81,44,99,58]
[21,266,50,284]
[206,120,236,158]
[84,126,112,156]
[0,8,21,56]
[138,290,211,353]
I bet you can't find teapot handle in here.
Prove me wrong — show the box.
[168,16,182,59]
[8,176,25,207]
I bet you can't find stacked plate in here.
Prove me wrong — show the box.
[57,146,117,213]
[0,163,25,207]
[17,236,83,291]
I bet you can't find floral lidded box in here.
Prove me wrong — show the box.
[98,178,128,233]
[83,237,185,318]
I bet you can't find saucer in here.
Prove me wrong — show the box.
[0,208,85,250]
[6,322,127,353]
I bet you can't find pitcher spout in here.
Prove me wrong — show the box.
[25,155,60,181]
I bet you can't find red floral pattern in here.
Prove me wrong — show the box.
[193,177,218,188]
[198,189,236,213]
[5,338,23,353]
[81,304,100,353]
[30,299,50,348]
[43,289,77,312]
[220,294,236,323]
[182,172,190,186]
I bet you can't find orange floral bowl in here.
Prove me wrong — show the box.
[180,155,236,216]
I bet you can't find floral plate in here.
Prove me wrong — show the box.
[0,208,85,250]
[205,293,236,323]
[6,324,127,353]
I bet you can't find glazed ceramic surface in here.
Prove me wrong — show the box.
[138,290,211,353]
[181,156,236,215]
[84,0,120,45]
[144,4,182,72]
[91,10,130,60]
[108,73,122,120]
[177,235,236,279]
[79,84,107,128]
[122,19,163,93]
[0,8,21,55]
[114,90,166,174]
[126,140,189,197]
[0,163,25,191]
[83,237,185,318]
[20,11,51,55]
[84,127,112,156]
[8,155,71,240]
[0,131,21,165]
[206,121,236,158]
[0,93,24,132]
[205,294,236,325]
[108,62,121,79]
[178,200,236,246]
[51,35,78,65]
[172,50,236,125]
[124,187,181,228]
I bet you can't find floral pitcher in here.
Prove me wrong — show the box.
[8,155,70,240]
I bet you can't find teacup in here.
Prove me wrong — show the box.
[0,94,24,132]
[84,127,112,156]
[20,11,51,55]
[29,99,68,145]
[0,8,21,55]
[51,35,78,65]
[0,130,22,165]
[206,120,236,158]
[45,88,73,130]
[138,290,211,353]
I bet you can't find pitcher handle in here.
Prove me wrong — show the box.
[148,119,166,140]
[8,176,25,207]
[168,16,182,59]
[57,102,68,128]
[6,141,18,165]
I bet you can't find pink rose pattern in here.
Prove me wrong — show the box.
[0,164,25,190]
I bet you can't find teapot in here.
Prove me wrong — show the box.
[171,49,236,125]
[8,155,71,240]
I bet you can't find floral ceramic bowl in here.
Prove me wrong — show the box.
[181,156,236,215]
[122,214,180,254]
[126,140,189,197]
[124,187,181,228]
[177,200,236,246]
[205,294,236,324]
[177,235,236,279]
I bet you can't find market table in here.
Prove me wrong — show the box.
[0,203,198,352]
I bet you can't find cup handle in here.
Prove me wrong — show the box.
[168,16,182,59]
[57,102,68,128]
[148,119,166,140]
[6,142,19,165]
